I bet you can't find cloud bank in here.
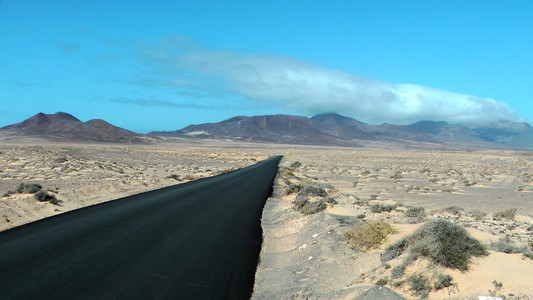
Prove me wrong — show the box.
[139,39,519,125]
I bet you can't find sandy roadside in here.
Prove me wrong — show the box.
[254,150,533,299]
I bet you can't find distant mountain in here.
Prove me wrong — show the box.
[407,120,533,149]
[407,121,490,145]
[1,112,158,143]
[5,112,530,149]
[152,114,357,146]
[311,113,436,142]
[152,112,533,150]
[151,113,438,146]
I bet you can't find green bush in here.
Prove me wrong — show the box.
[404,207,426,218]
[376,278,388,286]
[166,174,181,181]
[16,183,43,194]
[3,182,43,197]
[392,280,405,288]
[382,219,488,271]
[370,203,397,213]
[299,200,327,215]
[433,274,454,290]
[408,273,432,298]
[405,206,427,224]
[285,183,303,195]
[343,220,397,251]
[491,236,525,253]
[292,183,330,215]
[34,191,60,205]
[523,249,533,260]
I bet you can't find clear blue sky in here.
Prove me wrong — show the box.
[1,0,532,132]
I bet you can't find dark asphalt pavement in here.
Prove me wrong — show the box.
[0,155,282,300]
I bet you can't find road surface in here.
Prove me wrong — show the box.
[0,155,282,300]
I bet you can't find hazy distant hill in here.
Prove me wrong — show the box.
[152,114,357,146]
[311,113,436,142]
[1,112,158,143]
[408,120,533,149]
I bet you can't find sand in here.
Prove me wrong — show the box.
[1,141,533,299]
[254,148,533,299]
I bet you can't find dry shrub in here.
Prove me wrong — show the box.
[382,219,487,271]
[34,191,60,205]
[166,174,181,181]
[292,183,331,215]
[370,203,397,213]
[376,278,388,286]
[3,182,43,197]
[183,174,204,181]
[299,201,327,215]
[409,273,432,298]
[524,240,533,260]
[433,274,454,290]
[285,183,303,195]
[491,236,524,254]
[470,209,487,220]
[493,208,517,220]
[343,220,397,251]
[405,207,426,218]
[443,206,463,216]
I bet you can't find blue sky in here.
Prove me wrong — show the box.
[1,1,532,132]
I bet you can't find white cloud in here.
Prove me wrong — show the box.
[139,39,520,124]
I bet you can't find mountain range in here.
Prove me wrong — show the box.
[151,112,533,150]
[2,112,533,150]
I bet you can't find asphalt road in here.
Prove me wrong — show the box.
[0,155,282,300]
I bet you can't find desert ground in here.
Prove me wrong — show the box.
[1,141,533,299]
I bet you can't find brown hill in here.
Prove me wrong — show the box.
[1,112,157,143]
[151,114,358,146]
[151,113,438,146]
